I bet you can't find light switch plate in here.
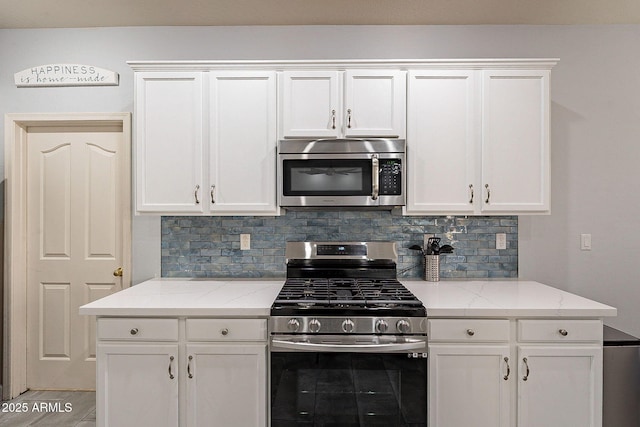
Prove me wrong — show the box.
[580,234,592,251]
[496,233,507,250]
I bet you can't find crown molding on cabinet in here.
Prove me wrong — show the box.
[127,58,559,72]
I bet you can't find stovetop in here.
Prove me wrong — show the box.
[271,277,426,317]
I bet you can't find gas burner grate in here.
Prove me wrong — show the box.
[274,277,422,308]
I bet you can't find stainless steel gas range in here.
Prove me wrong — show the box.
[270,241,427,427]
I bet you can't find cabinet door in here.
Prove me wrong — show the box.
[481,70,550,213]
[344,69,406,138]
[281,71,340,138]
[209,72,278,215]
[429,344,511,427]
[97,343,179,427]
[135,72,204,213]
[405,70,477,214]
[185,343,267,427]
[517,345,602,427]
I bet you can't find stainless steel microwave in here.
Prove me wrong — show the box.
[278,138,405,209]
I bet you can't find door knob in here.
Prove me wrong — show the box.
[113,267,123,277]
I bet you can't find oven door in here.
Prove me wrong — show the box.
[278,153,404,208]
[270,335,427,426]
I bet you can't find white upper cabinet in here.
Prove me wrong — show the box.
[208,72,278,215]
[343,70,406,138]
[280,71,340,138]
[135,72,205,213]
[134,70,279,216]
[481,70,550,213]
[280,69,406,139]
[405,70,478,214]
[406,67,552,215]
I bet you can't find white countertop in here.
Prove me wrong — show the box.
[404,280,617,317]
[79,279,284,317]
[79,278,617,318]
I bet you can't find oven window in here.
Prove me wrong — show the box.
[283,159,372,196]
[271,352,427,426]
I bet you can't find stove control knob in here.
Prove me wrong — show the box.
[287,318,300,332]
[309,318,321,333]
[342,319,355,333]
[396,319,411,334]
[375,319,389,333]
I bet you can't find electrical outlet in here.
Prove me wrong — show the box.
[580,234,592,251]
[240,234,251,250]
[496,233,507,250]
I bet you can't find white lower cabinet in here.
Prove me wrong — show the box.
[429,344,511,427]
[185,344,267,427]
[428,318,604,427]
[97,343,180,427]
[96,317,267,427]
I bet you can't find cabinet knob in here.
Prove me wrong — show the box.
[221,328,229,336]
[466,329,475,337]
[558,329,568,337]
[130,328,139,335]
[113,267,123,277]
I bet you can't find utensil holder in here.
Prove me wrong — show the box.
[425,255,440,282]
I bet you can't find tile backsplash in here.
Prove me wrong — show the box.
[161,210,517,279]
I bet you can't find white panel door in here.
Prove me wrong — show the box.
[26,125,127,389]
[135,72,205,213]
[280,70,340,138]
[405,70,477,214]
[186,344,267,427]
[517,346,602,427]
[209,71,278,214]
[481,70,550,213]
[429,344,511,427]
[344,69,406,138]
[97,344,179,427]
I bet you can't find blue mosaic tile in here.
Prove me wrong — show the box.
[161,212,518,279]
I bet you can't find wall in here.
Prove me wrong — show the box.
[0,25,638,336]
[162,212,517,279]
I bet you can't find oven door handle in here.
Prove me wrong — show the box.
[371,154,379,201]
[271,338,426,353]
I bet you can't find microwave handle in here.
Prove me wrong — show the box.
[371,154,379,200]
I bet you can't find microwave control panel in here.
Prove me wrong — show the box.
[379,159,402,195]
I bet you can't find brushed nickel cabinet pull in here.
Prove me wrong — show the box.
[469,184,474,204]
[331,110,336,129]
[168,356,175,379]
[503,357,510,380]
[188,355,194,379]
[210,185,216,204]
[347,109,352,128]
[522,357,530,381]
[485,184,491,204]
[194,185,200,205]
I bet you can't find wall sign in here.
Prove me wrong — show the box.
[14,64,119,87]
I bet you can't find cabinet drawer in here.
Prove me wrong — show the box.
[97,318,179,341]
[518,319,602,342]
[429,319,510,342]
[186,318,267,342]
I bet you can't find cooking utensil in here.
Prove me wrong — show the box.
[439,244,454,254]
[427,237,441,255]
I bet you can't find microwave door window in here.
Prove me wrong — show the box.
[284,159,372,196]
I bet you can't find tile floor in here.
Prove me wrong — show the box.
[0,391,95,427]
